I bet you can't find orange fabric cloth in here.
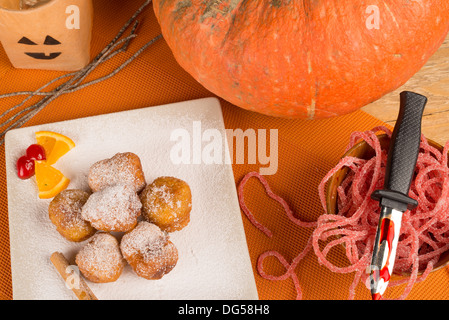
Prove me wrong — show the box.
[0,0,448,300]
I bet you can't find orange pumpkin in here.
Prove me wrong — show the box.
[153,1,449,119]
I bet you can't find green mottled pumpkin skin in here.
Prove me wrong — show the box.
[154,0,449,119]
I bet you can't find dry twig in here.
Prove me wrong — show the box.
[0,0,161,146]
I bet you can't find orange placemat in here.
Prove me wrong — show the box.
[225,107,449,300]
[0,0,448,300]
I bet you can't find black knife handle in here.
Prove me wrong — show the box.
[384,91,427,194]
[371,91,426,212]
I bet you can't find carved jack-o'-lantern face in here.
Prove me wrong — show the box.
[0,0,93,71]
[18,35,62,60]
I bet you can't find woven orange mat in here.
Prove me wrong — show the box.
[0,0,448,300]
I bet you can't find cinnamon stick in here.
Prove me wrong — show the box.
[50,251,98,300]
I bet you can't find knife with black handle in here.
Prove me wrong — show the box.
[369,91,427,300]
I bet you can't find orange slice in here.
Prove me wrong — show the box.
[35,161,70,199]
[35,131,75,165]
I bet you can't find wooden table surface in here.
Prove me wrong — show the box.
[362,33,449,145]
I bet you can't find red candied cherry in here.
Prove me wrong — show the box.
[26,144,46,161]
[17,156,35,180]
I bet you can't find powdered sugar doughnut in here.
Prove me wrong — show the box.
[48,189,96,242]
[120,221,178,280]
[140,176,192,232]
[81,184,142,232]
[88,152,146,193]
[75,232,125,283]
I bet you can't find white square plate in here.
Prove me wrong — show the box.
[5,98,258,300]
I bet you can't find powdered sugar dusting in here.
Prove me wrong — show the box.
[120,221,178,280]
[134,240,178,280]
[48,189,96,241]
[81,184,141,232]
[152,185,175,209]
[140,176,192,232]
[49,190,89,230]
[120,221,168,262]
[88,152,146,193]
[75,233,125,282]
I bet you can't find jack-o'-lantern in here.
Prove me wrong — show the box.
[0,0,93,71]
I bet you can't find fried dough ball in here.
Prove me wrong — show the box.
[88,152,146,193]
[140,176,192,232]
[81,184,141,232]
[75,232,125,283]
[120,221,178,280]
[48,189,96,242]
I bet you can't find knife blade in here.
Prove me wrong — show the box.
[369,91,427,300]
